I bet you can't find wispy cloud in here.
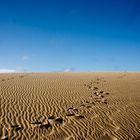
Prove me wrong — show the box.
[0,68,29,73]
[63,68,75,72]
[0,69,18,73]
[22,55,29,61]
[51,67,75,73]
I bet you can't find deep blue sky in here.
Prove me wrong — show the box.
[0,0,140,72]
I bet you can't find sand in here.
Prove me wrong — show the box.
[0,72,140,140]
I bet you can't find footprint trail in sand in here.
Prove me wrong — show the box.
[0,73,140,139]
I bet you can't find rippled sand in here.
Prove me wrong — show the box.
[0,72,140,140]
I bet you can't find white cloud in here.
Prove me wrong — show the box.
[22,56,29,60]
[63,68,75,72]
[0,69,18,73]
[0,68,29,73]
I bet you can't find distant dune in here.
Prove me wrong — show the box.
[0,73,140,140]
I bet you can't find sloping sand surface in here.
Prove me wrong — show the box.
[0,72,140,140]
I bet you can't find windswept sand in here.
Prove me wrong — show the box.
[0,72,140,140]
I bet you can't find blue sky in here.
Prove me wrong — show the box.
[0,0,140,72]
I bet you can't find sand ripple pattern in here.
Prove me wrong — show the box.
[0,73,140,140]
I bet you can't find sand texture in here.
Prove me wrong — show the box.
[0,72,140,140]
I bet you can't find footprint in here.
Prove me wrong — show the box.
[67,108,78,114]
[68,107,73,110]
[85,101,90,103]
[84,84,87,86]
[103,101,108,104]
[1,135,8,140]
[31,120,42,125]
[40,122,52,129]
[93,87,98,90]
[11,125,22,131]
[93,92,99,96]
[34,122,53,138]
[74,115,85,120]
[55,117,64,125]
[94,98,102,103]
[80,104,86,107]
[105,92,110,95]
[66,113,75,117]
[90,101,95,105]
[101,99,108,104]
[0,128,8,140]
[47,115,56,125]
[86,106,92,109]
[94,81,99,84]
[86,85,92,89]
[48,115,55,120]
[73,108,78,113]
[101,95,105,98]
[99,90,104,94]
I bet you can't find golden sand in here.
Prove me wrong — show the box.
[0,73,140,140]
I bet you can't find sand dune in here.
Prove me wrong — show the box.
[0,72,140,140]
